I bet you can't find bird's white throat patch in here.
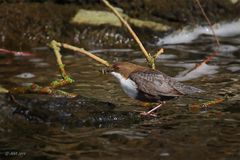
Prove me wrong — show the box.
[111,72,138,98]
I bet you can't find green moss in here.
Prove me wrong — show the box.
[50,80,60,87]
[64,76,75,83]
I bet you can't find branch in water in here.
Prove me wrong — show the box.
[189,98,225,112]
[10,84,77,98]
[102,0,163,69]
[182,51,219,77]
[0,48,33,56]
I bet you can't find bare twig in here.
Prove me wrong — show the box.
[195,0,220,47]
[102,0,163,69]
[102,0,151,60]
[0,48,33,56]
[182,51,218,76]
[182,1,221,77]
[56,41,111,67]
[153,48,164,59]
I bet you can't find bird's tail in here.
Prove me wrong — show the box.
[171,78,205,95]
[175,84,205,95]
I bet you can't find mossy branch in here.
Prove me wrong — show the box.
[10,83,77,98]
[48,40,74,84]
[49,40,67,79]
[9,40,76,98]
[102,0,163,69]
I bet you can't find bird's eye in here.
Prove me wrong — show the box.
[99,67,114,74]
[100,68,107,74]
[113,65,119,71]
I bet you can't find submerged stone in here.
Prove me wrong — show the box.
[71,9,170,32]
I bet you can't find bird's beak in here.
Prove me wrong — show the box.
[100,67,114,75]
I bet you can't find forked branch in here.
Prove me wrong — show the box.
[55,41,111,67]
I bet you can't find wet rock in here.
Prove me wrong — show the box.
[71,9,170,32]
[0,93,141,127]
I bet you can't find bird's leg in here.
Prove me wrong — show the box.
[140,102,155,108]
[140,102,165,117]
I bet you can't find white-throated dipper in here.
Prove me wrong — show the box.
[107,62,203,116]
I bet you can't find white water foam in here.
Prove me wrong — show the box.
[166,63,219,81]
[157,19,240,45]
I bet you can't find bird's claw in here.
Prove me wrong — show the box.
[140,111,157,117]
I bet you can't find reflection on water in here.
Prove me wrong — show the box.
[0,34,240,159]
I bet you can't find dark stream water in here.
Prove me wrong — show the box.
[0,32,240,159]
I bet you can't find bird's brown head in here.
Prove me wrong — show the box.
[110,62,146,78]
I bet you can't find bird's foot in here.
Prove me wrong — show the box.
[140,102,155,108]
[133,110,157,117]
[139,103,164,117]
[134,102,164,117]
[140,111,157,117]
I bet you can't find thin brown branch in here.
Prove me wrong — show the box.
[153,48,164,59]
[102,0,156,68]
[195,0,220,47]
[182,51,219,76]
[182,1,220,77]
[0,48,33,56]
[57,42,110,67]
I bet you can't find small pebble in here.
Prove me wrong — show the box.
[160,152,170,157]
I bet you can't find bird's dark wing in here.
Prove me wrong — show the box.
[129,70,183,97]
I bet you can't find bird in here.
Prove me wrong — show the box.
[106,62,204,116]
